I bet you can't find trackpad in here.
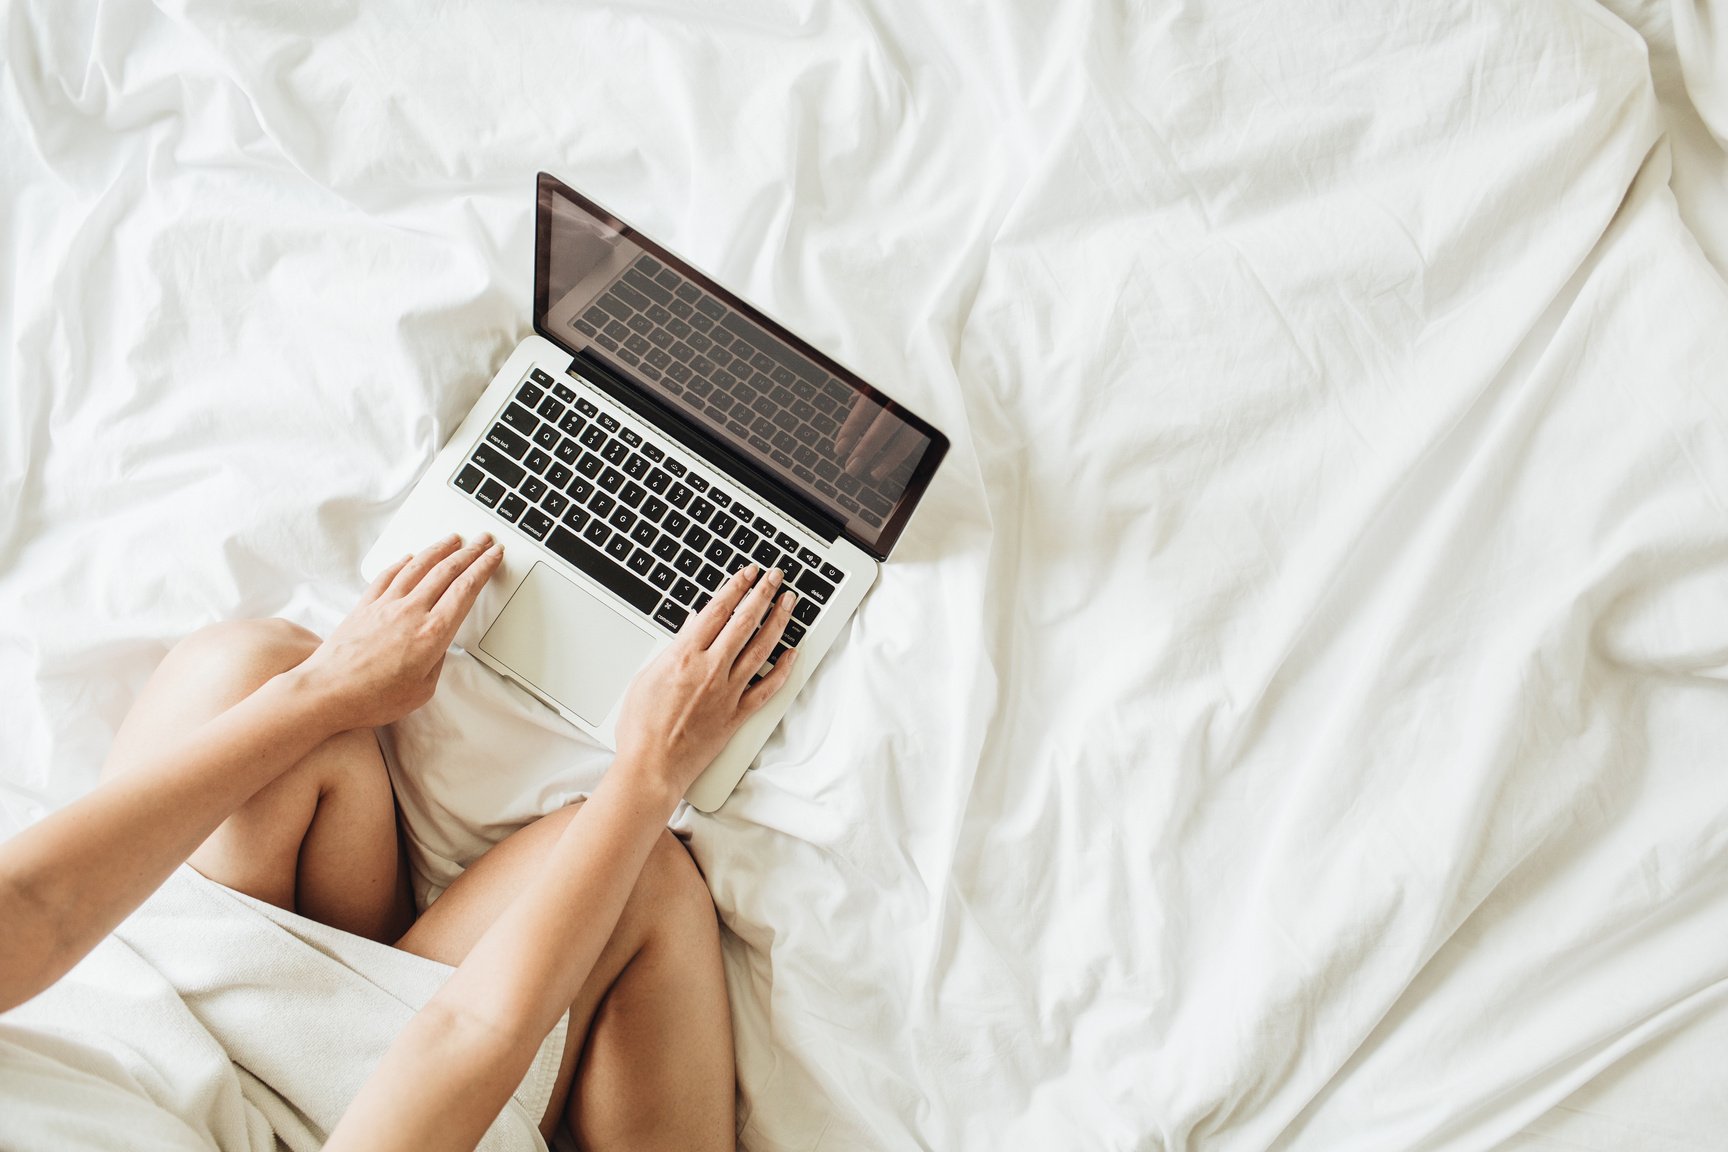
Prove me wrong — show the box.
[479,562,655,725]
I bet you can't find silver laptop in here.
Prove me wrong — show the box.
[364,173,949,811]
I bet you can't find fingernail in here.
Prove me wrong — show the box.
[780,590,794,607]
[768,567,783,585]
[746,563,760,579]
[488,543,504,556]
[444,532,460,544]
[475,532,495,548]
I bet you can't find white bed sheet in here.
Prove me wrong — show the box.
[5,1,1728,1149]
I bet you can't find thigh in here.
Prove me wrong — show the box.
[103,619,412,941]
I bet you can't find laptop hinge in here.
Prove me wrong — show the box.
[565,351,846,545]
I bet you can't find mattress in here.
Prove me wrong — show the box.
[4,1,1728,1148]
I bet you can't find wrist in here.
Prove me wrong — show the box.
[271,659,356,738]
[603,754,687,816]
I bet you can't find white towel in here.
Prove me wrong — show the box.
[0,868,567,1151]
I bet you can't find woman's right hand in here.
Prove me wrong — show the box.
[611,564,799,801]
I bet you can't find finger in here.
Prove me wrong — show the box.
[870,423,923,483]
[386,533,464,599]
[683,564,758,649]
[845,410,900,476]
[362,553,413,604]
[715,566,784,661]
[740,647,798,714]
[408,532,495,608]
[732,589,795,682]
[834,396,878,456]
[429,543,504,632]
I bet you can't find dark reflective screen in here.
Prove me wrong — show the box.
[535,178,943,558]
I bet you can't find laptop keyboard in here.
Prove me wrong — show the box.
[569,253,903,529]
[453,368,839,662]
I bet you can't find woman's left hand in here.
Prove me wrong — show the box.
[296,534,503,732]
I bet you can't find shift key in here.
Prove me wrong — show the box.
[471,443,525,488]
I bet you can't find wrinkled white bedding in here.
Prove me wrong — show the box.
[4,1,1728,1149]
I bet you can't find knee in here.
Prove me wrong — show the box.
[164,618,321,696]
[629,829,718,940]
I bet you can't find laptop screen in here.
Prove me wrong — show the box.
[532,174,947,561]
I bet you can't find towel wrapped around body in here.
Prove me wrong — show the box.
[0,866,566,1151]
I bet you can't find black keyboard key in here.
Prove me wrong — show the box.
[499,493,527,522]
[666,482,691,508]
[553,381,577,403]
[580,425,607,450]
[649,563,676,590]
[820,562,845,583]
[710,512,737,537]
[521,476,548,503]
[605,534,632,563]
[486,423,530,460]
[541,490,569,516]
[537,396,566,423]
[576,397,599,417]
[663,511,690,537]
[576,453,603,478]
[688,498,714,524]
[709,489,731,509]
[672,577,700,605]
[674,550,702,577]
[686,473,709,492]
[568,477,594,503]
[598,468,624,493]
[779,560,802,585]
[641,496,668,522]
[798,547,822,567]
[525,448,552,475]
[733,526,758,552]
[521,508,554,540]
[516,381,545,408]
[609,507,637,532]
[652,535,681,560]
[752,540,780,567]
[726,553,751,575]
[561,505,590,532]
[796,570,834,604]
[501,404,540,436]
[477,477,505,507]
[543,526,659,614]
[601,440,629,465]
[623,453,649,479]
[555,438,580,464]
[703,540,731,567]
[792,596,820,626]
[631,522,657,547]
[530,368,554,386]
[472,443,526,487]
[696,296,725,320]
[654,599,688,632]
[559,410,586,436]
[696,564,724,591]
[598,412,621,433]
[454,465,483,493]
[685,526,711,552]
[776,532,798,552]
[783,620,806,647]
[546,463,574,489]
[627,548,655,577]
[693,592,712,614]
[644,468,670,494]
[590,492,616,518]
[620,482,646,508]
[664,458,687,477]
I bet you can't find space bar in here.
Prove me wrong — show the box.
[543,527,660,614]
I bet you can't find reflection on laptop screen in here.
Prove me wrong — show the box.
[538,184,940,558]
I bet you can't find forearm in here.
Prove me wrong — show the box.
[327,764,680,1152]
[0,666,340,1010]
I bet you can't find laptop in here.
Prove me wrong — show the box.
[363,173,949,811]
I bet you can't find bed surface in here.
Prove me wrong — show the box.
[5,1,1728,1148]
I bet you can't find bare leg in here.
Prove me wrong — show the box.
[100,619,415,943]
[396,807,736,1150]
